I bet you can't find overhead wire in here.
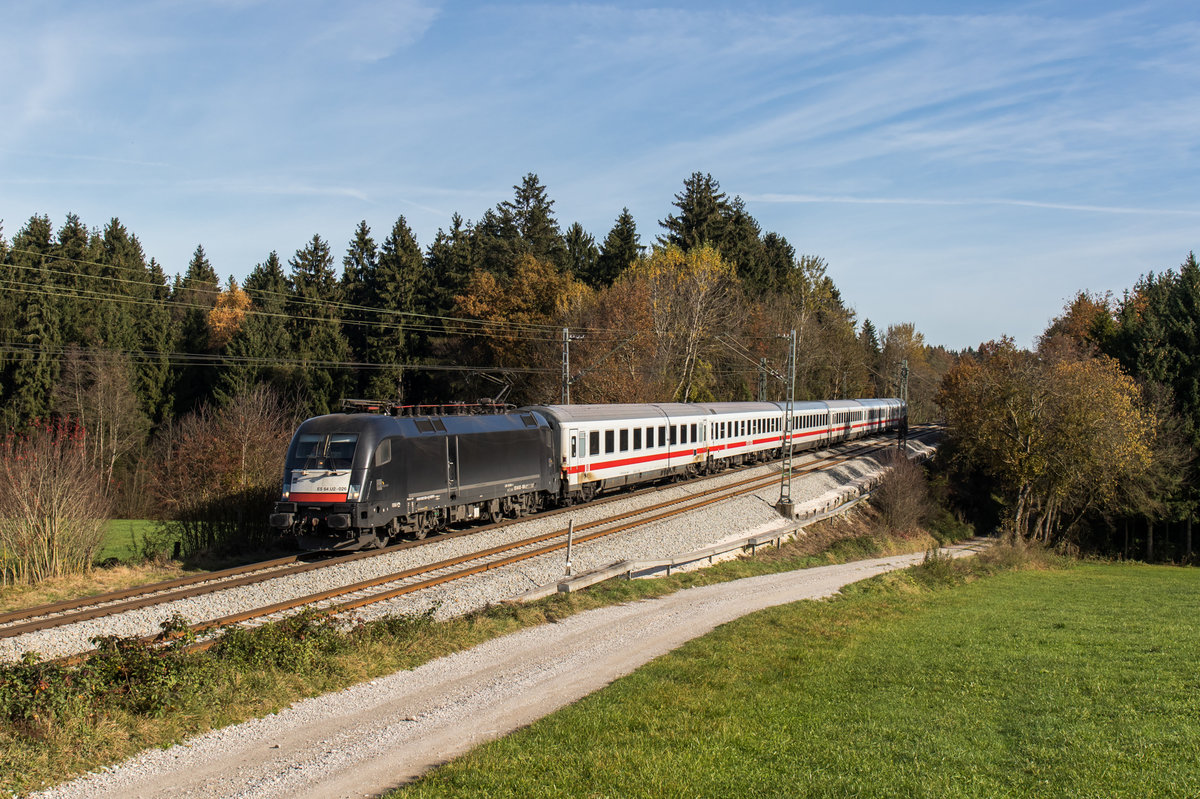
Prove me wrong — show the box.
[4,247,638,340]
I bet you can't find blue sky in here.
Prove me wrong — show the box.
[2,0,1197,350]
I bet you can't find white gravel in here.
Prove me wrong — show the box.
[1,437,935,662]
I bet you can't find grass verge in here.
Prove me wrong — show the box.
[395,552,1199,798]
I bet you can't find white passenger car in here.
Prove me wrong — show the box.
[526,398,905,502]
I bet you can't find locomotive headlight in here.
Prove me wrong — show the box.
[281,481,291,500]
[346,483,362,501]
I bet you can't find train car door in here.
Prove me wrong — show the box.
[447,436,460,500]
[566,427,581,483]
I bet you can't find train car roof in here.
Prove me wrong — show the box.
[526,403,713,424]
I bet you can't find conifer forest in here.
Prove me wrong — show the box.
[0,172,1196,578]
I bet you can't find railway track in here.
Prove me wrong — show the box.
[4,430,935,660]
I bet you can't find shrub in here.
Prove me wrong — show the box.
[0,419,111,585]
[214,610,350,672]
[152,385,295,556]
[871,451,931,534]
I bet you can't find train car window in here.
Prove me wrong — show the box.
[374,439,392,467]
[646,426,654,447]
[633,428,642,449]
[605,430,615,454]
[670,425,678,445]
[415,419,435,433]
[326,434,359,469]
[520,413,537,428]
[620,429,629,452]
[571,437,577,457]
[691,423,698,441]
[590,430,600,454]
[679,425,688,444]
[659,425,667,444]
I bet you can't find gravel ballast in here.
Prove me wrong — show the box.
[1,437,935,662]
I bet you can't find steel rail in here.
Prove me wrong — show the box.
[180,435,916,647]
[34,429,934,661]
[2,428,928,637]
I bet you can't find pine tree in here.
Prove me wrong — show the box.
[0,221,11,386]
[364,217,423,400]
[216,251,294,402]
[563,222,599,283]
[96,219,148,353]
[1108,252,1200,523]
[501,172,567,270]
[760,232,795,295]
[3,216,59,425]
[340,221,378,367]
[477,173,568,277]
[288,235,351,414]
[859,319,882,396]
[135,257,177,422]
[595,208,641,287]
[425,213,478,316]
[173,244,221,415]
[53,213,101,346]
[658,172,730,251]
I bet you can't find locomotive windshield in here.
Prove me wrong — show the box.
[294,433,359,471]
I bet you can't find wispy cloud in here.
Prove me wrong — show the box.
[749,193,1200,217]
[183,178,372,203]
[306,0,442,62]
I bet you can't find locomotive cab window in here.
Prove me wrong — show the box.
[374,439,392,467]
[296,433,359,471]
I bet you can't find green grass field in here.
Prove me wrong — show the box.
[95,519,161,563]
[398,562,1200,798]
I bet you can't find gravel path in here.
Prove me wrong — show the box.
[2,436,935,662]
[31,537,984,799]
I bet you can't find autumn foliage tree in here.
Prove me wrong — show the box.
[937,338,1154,543]
[454,253,588,401]
[207,277,251,350]
[153,386,295,556]
[625,244,739,402]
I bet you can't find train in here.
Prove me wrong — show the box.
[269,398,907,551]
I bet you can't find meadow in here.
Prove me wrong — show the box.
[399,559,1200,798]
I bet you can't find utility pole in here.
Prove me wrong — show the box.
[776,329,797,516]
[757,358,767,401]
[898,358,909,455]
[561,328,570,404]
[561,327,588,403]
